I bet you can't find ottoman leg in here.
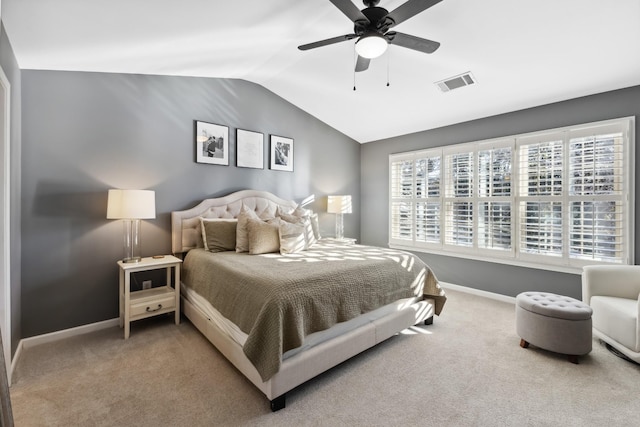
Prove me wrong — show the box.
[520,338,529,349]
[568,355,579,364]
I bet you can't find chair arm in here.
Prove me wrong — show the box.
[582,265,640,304]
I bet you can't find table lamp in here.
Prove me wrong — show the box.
[107,189,156,263]
[327,195,352,240]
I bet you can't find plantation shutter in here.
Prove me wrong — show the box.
[477,143,513,251]
[444,151,473,247]
[517,135,564,257]
[390,157,414,241]
[568,124,626,262]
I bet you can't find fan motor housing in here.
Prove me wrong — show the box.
[355,6,392,35]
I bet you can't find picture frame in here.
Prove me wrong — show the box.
[236,129,264,169]
[195,121,229,166]
[269,135,294,172]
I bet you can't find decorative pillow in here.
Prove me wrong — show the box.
[236,206,260,253]
[299,210,320,246]
[278,205,311,218]
[292,206,311,217]
[277,205,295,217]
[247,218,281,255]
[309,212,321,241]
[277,211,302,225]
[279,220,306,254]
[278,209,318,250]
[277,209,318,249]
[200,218,237,252]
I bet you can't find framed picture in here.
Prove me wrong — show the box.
[236,129,264,169]
[270,135,294,172]
[195,121,229,166]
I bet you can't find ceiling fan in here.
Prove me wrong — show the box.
[298,0,442,72]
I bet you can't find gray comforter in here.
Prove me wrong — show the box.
[182,243,445,381]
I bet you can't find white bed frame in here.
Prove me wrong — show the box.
[171,190,434,411]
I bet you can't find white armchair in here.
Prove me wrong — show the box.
[582,265,640,362]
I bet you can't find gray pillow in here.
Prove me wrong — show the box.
[200,218,237,252]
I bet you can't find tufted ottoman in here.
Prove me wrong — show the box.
[516,292,593,364]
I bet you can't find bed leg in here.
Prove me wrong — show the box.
[424,316,434,326]
[270,394,286,412]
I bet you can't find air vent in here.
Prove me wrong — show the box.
[435,72,476,92]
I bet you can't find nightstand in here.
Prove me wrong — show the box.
[319,237,357,245]
[118,255,182,339]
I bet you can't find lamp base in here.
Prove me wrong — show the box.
[122,219,143,264]
[335,213,344,240]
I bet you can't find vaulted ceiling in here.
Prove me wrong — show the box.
[3,0,640,143]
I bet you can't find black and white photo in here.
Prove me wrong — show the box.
[196,121,229,166]
[270,135,294,172]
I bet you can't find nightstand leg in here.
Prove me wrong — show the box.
[124,271,131,339]
[174,266,181,325]
[119,268,124,328]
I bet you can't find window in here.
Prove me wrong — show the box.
[477,144,512,251]
[389,117,634,273]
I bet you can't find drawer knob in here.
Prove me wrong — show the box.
[146,304,163,313]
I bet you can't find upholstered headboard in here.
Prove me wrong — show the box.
[171,190,298,255]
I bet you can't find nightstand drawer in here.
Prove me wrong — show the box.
[130,287,176,318]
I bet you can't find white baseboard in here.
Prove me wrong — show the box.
[10,318,119,385]
[19,318,120,350]
[9,340,22,385]
[439,282,516,305]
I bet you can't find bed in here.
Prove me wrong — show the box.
[171,190,446,411]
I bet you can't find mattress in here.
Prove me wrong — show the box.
[181,284,426,360]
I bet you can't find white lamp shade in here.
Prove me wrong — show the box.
[355,34,388,59]
[107,189,156,219]
[327,195,352,214]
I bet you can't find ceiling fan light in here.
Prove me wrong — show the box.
[355,34,388,59]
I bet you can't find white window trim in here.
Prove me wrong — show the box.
[389,117,635,274]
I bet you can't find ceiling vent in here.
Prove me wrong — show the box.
[435,72,476,92]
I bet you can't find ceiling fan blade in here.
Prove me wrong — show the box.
[386,31,440,54]
[385,0,443,28]
[329,0,370,24]
[298,34,356,51]
[355,55,370,72]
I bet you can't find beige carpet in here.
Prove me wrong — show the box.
[9,289,640,426]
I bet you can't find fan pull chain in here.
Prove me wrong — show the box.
[353,46,357,91]
[387,47,390,87]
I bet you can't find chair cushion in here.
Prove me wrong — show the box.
[516,292,592,320]
[591,296,639,352]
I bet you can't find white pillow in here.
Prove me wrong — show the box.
[277,205,295,217]
[277,208,317,249]
[279,220,306,254]
[292,206,311,217]
[309,212,321,241]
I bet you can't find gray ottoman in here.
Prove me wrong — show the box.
[516,292,593,364]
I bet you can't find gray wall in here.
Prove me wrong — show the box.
[21,71,360,337]
[0,23,21,355]
[361,85,640,299]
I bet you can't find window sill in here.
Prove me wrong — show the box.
[388,242,615,275]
